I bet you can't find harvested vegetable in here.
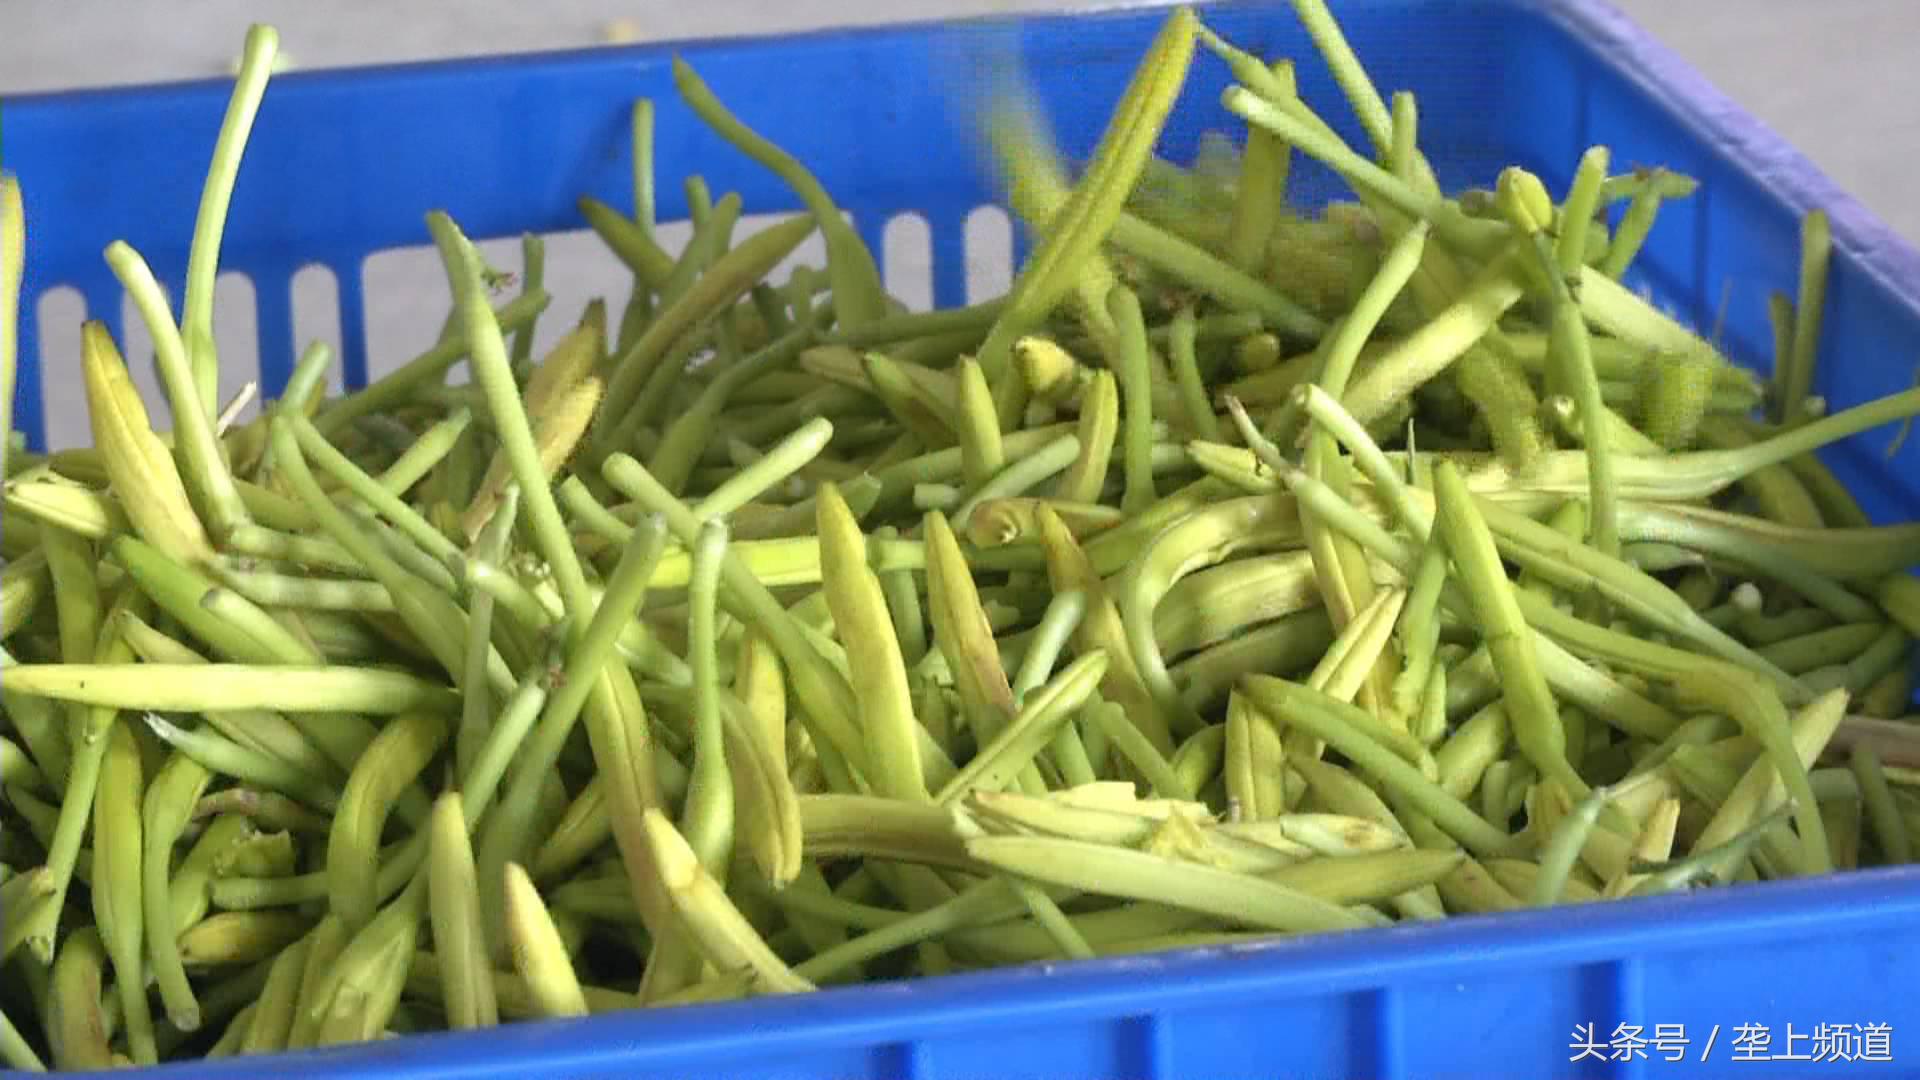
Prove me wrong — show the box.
[7,4,1920,1070]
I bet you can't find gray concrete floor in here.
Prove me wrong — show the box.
[4,0,1917,446]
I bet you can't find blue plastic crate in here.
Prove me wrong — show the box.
[7,0,1920,1076]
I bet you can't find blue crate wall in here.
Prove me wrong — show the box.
[4,0,1534,452]
[32,869,1917,1080]
[1496,0,1920,523]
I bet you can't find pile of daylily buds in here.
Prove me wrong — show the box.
[5,3,1920,1071]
